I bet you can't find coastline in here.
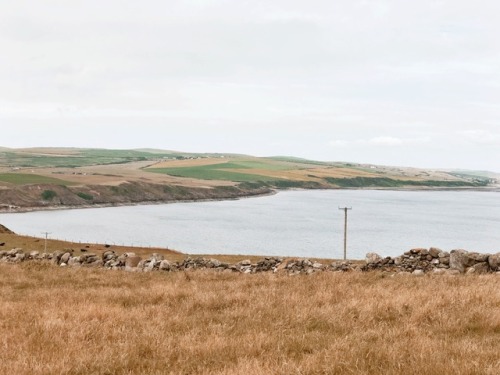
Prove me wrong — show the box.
[0,189,279,214]
[1,185,498,214]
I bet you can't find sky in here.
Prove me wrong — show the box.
[0,0,499,172]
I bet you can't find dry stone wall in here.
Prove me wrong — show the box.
[364,248,500,275]
[1,247,499,275]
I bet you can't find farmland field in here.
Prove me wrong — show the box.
[0,262,498,375]
[0,147,496,210]
[145,156,490,188]
[0,148,174,168]
[0,173,73,186]
[147,162,284,182]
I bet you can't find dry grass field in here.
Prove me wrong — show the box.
[0,263,498,375]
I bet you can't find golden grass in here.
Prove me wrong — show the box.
[1,264,498,375]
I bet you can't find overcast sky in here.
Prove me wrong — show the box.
[1,0,499,171]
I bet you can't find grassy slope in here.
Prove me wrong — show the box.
[147,157,490,188]
[0,147,494,191]
[0,173,73,186]
[1,264,498,375]
[0,149,172,168]
[147,160,290,182]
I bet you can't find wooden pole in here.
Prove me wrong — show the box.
[338,207,352,260]
[41,232,51,253]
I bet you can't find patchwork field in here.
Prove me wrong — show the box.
[0,147,497,211]
[0,147,493,188]
[145,156,491,188]
[0,263,498,375]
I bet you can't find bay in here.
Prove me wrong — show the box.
[0,190,499,259]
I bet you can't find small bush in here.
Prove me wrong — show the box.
[76,192,94,201]
[41,190,57,200]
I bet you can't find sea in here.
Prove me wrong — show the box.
[0,190,498,259]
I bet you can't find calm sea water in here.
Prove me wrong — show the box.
[0,190,499,259]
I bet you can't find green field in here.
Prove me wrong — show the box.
[0,173,73,186]
[0,147,494,189]
[148,162,279,182]
[324,177,488,188]
[148,158,318,182]
[0,149,174,168]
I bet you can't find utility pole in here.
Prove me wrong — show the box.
[338,207,352,260]
[41,232,51,253]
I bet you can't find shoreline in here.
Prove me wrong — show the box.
[0,189,279,214]
[1,185,499,214]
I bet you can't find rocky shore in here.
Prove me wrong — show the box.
[1,247,499,275]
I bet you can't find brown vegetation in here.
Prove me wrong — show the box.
[0,263,498,375]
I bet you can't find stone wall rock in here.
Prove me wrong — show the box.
[365,248,496,274]
[1,247,498,275]
[488,253,500,271]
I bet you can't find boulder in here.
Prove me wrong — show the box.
[429,247,442,258]
[468,262,490,275]
[451,249,494,273]
[208,259,221,268]
[303,259,313,267]
[488,253,500,271]
[411,248,426,254]
[144,260,156,272]
[125,256,142,269]
[365,253,382,264]
[468,252,490,263]
[51,251,64,264]
[450,249,471,273]
[60,252,71,264]
[68,257,81,266]
[159,260,171,271]
[8,248,23,256]
[150,253,164,262]
[102,250,115,261]
[14,253,26,262]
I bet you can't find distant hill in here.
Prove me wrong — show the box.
[0,147,496,212]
